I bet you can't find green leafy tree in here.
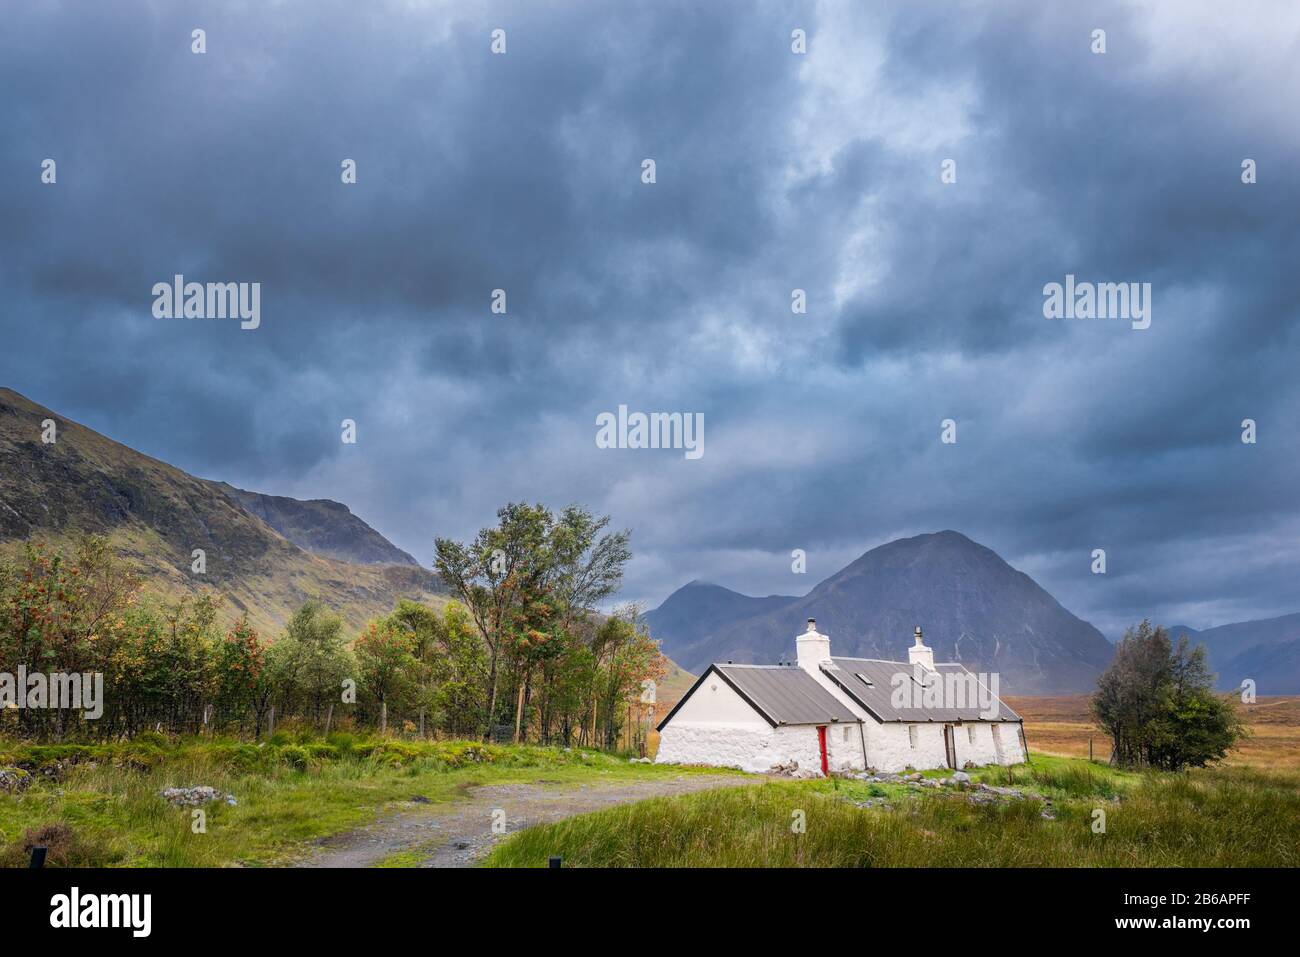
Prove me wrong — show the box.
[435,503,555,740]
[1093,620,1245,770]
[274,601,354,727]
[355,618,418,734]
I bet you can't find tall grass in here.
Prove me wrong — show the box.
[485,760,1300,868]
[976,755,1135,799]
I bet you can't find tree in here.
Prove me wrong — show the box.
[355,618,417,734]
[435,503,555,741]
[435,504,633,743]
[276,601,353,727]
[1092,620,1244,770]
[213,615,264,731]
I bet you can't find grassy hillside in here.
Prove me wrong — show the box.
[484,755,1300,867]
[0,387,445,636]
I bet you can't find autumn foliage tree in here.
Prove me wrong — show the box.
[3,507,668,751]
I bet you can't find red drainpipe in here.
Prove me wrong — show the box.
[817,726,829,776]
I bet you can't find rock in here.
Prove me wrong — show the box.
[979,784,1025,798]
[0,768,33,794]
[854,797,893,810]
[410,795,431,804]
[160,786,225,807]
[952,771,971,784]
[225,795,238,807]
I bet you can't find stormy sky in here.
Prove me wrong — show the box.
[2,1,1297,637]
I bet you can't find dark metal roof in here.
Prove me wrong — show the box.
[657,664,862,731]
[822,657,1021,723]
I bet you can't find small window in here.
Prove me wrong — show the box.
[908,725,918,749]
[854,672,874,687]
[967,725,977,745]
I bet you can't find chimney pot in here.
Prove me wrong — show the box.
[908,626,934,671]
[795,618,831,669]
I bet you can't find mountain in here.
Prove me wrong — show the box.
[648,531,1116,694]
[0,387,445,637]
[1177,613,1300,694]
[642,581,797,669]
[211,482,418,566]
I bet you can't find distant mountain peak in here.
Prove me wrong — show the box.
[646,530,1115,694]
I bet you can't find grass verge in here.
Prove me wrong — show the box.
[483,756,1300,868]
[0,734,732,867]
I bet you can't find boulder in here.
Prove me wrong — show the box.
[0,768,33,794]
[160,786,225,807]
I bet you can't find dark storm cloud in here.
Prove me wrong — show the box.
[1,0,1296,639]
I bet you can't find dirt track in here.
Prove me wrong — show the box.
[297,773,759,868]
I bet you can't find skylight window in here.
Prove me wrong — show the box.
[854,673,874,687]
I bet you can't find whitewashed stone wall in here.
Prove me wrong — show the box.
[864,720,949,772]
[656,722,775,772]
[824,721,867,772]
[659,722,849,774]
[948,721,1022,766]
[655,668,846,775]
[995,721,1027,764]
[953,721,999,767]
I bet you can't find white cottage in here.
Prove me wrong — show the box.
[656,619,1027,775]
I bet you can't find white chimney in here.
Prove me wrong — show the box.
[796,618,832,670]
[908,626,935,671]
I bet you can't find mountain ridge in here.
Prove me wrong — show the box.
[0,387,446,638]
[211,481,419,567]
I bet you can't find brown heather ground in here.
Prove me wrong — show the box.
[1007,693,1300,772]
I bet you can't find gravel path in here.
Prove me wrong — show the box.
[297,773,760,868]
